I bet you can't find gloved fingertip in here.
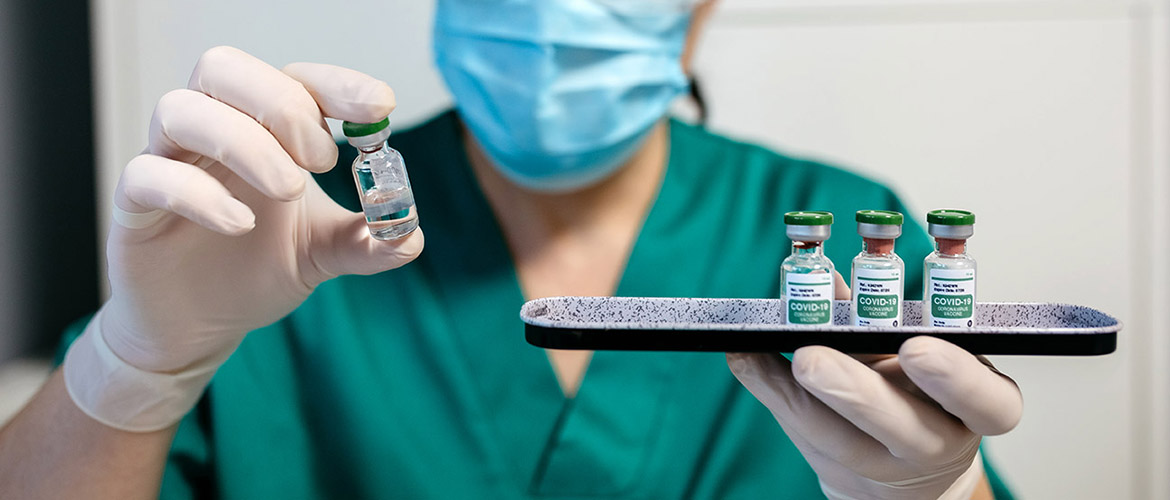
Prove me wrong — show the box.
[900,336,1024,436]
[832,271,851,300]
[298,142,340,174]
[981,400,1024,436]
[364,81,397,119]
[217,214,258,237]
[290,179,308,201]
[281,62,396,123]
[279,61,307,75]
[226,220,257,236]
[728,353,796,387]
[355,227,425,273]
[217,200,256,235]
[271,171,308,202]
[385,227,425,260]
[898,336,959,379]
[330,83,395,124]
[791,346,835,387]
[725,352,753,375]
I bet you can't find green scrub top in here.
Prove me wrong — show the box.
[59,110,1014,499]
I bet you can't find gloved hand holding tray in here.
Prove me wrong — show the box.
[521,297,1119,355]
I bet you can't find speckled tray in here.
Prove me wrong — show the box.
[522,298,1119,355]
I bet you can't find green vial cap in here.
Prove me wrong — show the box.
[927,209,975,226]
[855,210,903,225]
[784,211,833,226]
[342,117,390,138]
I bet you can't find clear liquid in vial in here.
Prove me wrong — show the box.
[360,185,417,240]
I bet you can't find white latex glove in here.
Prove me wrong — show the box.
[727,273,1022,500]
[63,46,423,431]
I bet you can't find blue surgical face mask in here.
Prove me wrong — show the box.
[433,0,695,192]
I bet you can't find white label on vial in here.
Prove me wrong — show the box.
[853,268,902,327]
[785,273,834,325]
[927,268,976,327]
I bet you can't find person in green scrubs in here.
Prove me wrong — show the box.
[0,1,1022,499]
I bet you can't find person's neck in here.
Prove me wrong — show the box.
[464,121,669,285]
[464,120,669,399]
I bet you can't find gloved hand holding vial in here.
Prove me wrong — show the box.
[59,48,425,431]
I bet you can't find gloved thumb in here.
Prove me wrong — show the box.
[311,216,423,283]
[304,186,424,284]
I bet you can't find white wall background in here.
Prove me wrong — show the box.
[87,0,1169,498]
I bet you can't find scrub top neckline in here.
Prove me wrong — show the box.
[464,121,674,400]
[446,115,677,393]
[426,112,689,496]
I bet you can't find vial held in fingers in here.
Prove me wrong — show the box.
[343,118,418,240]
[923,209,976,327]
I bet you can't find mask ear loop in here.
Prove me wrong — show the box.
[687,75,708,126]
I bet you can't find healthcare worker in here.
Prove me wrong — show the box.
[0,0,1023,498]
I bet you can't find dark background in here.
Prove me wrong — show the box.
[0,0,100,362]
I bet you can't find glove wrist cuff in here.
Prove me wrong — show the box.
[63,310,219,432]
[818,451,985,500]
[938,452,984,500]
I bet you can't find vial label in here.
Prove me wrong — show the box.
[927,268,975,327]
[785,273,834,325]
[362,186,415,222]
[853,269,902,327]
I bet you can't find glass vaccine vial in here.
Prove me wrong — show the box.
[781,211,835,325]
[923,209,977,327]
[851,210,904,327]
[342,117,418,240]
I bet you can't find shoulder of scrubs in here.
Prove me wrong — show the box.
[664,118,933,299]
